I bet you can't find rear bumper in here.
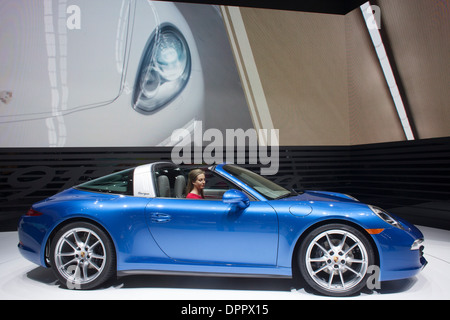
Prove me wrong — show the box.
[18,241,42,266]
[17,215,49,267]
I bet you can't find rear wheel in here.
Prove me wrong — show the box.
[298,223,375,296]
[50,222,116,290]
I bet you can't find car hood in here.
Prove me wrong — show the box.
[278,190,358,203]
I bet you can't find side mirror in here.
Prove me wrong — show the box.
[223,189,250,210]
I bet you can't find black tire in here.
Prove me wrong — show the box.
[297,223,375,297]
[50,221,116,290]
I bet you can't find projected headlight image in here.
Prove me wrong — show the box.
[0,1,214,147]
[133,24,191,114]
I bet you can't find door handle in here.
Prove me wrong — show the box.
[151,213,171,223]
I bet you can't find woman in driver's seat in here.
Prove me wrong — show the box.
[186,169,205,199]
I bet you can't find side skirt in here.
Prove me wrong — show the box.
[117,269,292,279]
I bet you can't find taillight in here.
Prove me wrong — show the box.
[26,208,43,216]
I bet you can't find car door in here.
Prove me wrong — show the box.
[145,197,278,266]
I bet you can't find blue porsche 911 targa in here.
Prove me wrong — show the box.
[18,162,426,296]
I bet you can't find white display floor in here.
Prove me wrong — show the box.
[1,226,449,300]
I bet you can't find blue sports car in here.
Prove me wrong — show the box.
[18,162,427,296]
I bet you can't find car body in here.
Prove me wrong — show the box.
[18,162,427,296]
[0,0,203,147]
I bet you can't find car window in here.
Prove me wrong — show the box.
[203,170,237,200]
[76,168,134,195]
[154,166,240,200]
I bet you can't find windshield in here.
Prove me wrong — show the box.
[222,165,291,200]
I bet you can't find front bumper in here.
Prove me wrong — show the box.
[373,221,427,282]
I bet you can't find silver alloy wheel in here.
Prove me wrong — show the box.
[305,229,369,293]
[54,227,107,288]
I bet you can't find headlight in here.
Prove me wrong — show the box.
[133,24,191,114]
[411,238,424,251]
[369,205,405,230]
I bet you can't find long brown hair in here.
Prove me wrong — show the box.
[185,169,205,197]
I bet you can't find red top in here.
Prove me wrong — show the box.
[186,193,204,199]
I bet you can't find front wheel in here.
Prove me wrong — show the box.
[298,223,375,296]
[50,222,116,290]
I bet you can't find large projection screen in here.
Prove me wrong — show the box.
[0,0,253,147]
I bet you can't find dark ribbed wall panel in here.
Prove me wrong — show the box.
[351,139,450,203]
[1,137,449,231]
[0,147,173,226]
[349,137,450,229]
